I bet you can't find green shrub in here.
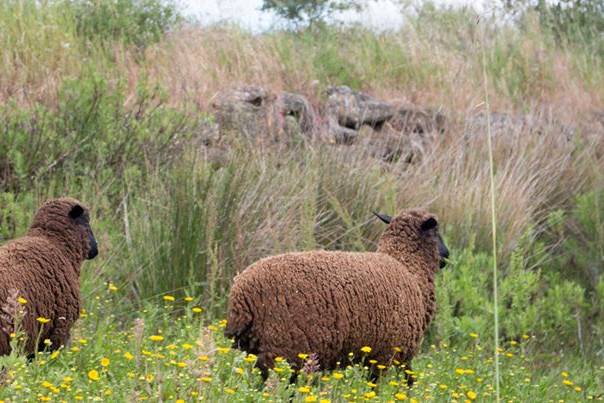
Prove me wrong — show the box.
[431,233,590,352]
[67,0,180,49]
[0,72,194,195]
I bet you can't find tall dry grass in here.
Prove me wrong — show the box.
[2,0,604,324]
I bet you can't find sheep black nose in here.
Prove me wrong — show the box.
[438,242,449,269]
[87,231,98,260]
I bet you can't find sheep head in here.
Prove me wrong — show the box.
[29,197,98,261]
[375,208,449,270]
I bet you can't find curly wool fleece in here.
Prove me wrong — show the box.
[225,208,447,380]
[0,198,97,356]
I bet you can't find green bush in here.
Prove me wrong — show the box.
[67,0,180,49]
[0,72,194,194]
[431,234,590,352]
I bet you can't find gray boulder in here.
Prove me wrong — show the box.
[326,86,396,144]
[212,86,317,142]
[276,92,317,138]
[211,86,273,139]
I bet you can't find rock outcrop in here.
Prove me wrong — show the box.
[210,85,447,162]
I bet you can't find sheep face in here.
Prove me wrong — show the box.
[376,209,449,269]
[29,198,98,261]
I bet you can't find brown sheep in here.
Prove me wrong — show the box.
[0,197,98,357]
[225,208,448,386]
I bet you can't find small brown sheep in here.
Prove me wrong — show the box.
[0,197,98,357]
[225,208,448,386]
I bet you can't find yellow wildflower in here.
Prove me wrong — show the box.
[198,355,209,362]
[298,386,311,394]
[108,283,118,292]
[88,370,100,381]
[561,371,569,378]
[100,357,110,367]
[469,332,478,338]
[184,296,193,302]
[200,376,212,383]
[224,388,236,395]
[163,295,175,302]
[467,391,477,400]
[149,335,164,342]
[217,347,230,354]
[41,381,54,389]
[17,297,27,305]
[36,317,50,324]
[50,351,60,359]
[176,400,185,403]
[124,352,134,360]
[192,307,203,313]
[333,372,344,380]
[563,379,573,386]
[244,354,257,363]
[298,353,309,360]
[360,346,372,353]
[235,367,244,375]
[182,343,193,350]
[305,396,318,402]
[575,386,582,392]
[365,391,376,399]
[395,393,408,401]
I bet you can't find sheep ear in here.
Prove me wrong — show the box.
[421,217,438,231]
[68,205,84,219]
[373,212,392,224]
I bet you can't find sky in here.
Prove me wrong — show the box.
[182,0,494,31]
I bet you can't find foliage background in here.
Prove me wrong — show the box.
[0,0,603,400]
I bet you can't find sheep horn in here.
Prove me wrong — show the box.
[373,212,392,224]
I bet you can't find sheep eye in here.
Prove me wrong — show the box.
[420,217,438,231]
[68,205,84,219]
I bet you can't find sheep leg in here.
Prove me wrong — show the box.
[256,352,276,382]
[289,371,299,384]
[403,363,415,388]
[368,368,380,384]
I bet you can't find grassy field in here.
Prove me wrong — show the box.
[1,0,604,401]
